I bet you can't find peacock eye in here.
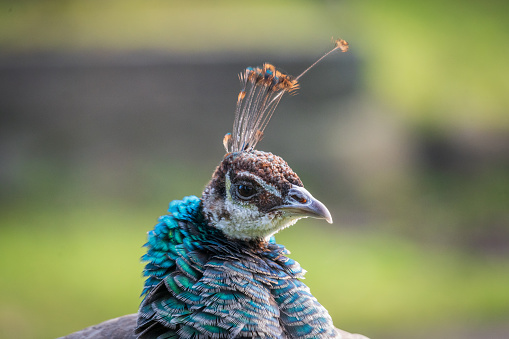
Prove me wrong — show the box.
[236,183,257,200]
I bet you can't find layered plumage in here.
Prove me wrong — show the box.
[136,195,337,338]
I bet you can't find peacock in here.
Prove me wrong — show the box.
[60,39,369,339]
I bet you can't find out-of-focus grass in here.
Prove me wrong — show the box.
[280,224,509,337]
[353,0,509,128]
[1,201,509,338]
[0,204,145,339]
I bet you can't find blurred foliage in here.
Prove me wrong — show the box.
[354,0,509,128]
[1,0,508,128]
[0,0,338,53]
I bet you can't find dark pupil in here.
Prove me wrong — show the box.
[238,184,254,198]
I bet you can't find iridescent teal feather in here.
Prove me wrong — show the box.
[136,196,338,338]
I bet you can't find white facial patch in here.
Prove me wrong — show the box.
[211,173,303,241]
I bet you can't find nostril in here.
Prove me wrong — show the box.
[290,192,307,204]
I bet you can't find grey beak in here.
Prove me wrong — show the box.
[272,186,333,224]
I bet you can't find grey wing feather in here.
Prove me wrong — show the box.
[57,313,370,339]
[336,327,371,339]
[57,314,137,339]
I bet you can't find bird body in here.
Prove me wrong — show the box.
[136,193,337,338]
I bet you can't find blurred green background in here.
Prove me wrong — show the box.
[1,1,509,338]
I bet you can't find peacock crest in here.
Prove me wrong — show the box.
[223,38,349,153]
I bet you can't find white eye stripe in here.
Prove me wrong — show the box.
[236,171,282,198]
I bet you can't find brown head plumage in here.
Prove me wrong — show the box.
[202,39,349,240]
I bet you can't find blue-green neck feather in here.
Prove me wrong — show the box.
[137,196,337,338]
[141,196,302,296]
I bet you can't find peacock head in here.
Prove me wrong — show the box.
[202,150,332,241]
[201,40,349,241]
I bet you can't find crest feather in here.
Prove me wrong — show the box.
[225,63,298,153]
[223,38,349,153]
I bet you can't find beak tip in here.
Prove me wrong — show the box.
[323,211,333,224]
[281,186,334,225]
